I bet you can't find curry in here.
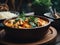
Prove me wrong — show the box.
[4,12,48,29]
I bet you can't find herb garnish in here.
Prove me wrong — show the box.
[14,11,26,24]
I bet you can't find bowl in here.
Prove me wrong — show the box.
[44,12,60,31]
[3,16,51,43]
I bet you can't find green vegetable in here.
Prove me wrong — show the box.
[29,16,39,27]
[29,16,35,22]
[33,0,52,7]
[33,0,41,5]
[29,22,36,27]
[18,11,26,21]
[19,11,25,18]
[34,18,39,23]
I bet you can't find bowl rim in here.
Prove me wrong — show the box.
[44,12,60,20]
[3,15,51,30]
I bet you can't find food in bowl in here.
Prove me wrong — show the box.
[4,14,48,29]
[3,12,51,43]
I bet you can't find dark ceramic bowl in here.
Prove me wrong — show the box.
[3,16,51,43]
[44,12,60,31]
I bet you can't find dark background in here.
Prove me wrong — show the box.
[0,0,60,12]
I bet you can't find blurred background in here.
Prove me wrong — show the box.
[0,0,60,13]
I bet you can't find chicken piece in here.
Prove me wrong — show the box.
[18,26,23,29]
[5,22,13,27]
[20,21,23,25]
[37,18,47,26]
[23,23,31,28]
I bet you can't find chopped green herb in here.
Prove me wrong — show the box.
[29,16,35,22]
[29,22,36,27]
[19,11,26,18]
[18,11,26,21]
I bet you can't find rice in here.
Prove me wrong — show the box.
[0,11,18,19]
